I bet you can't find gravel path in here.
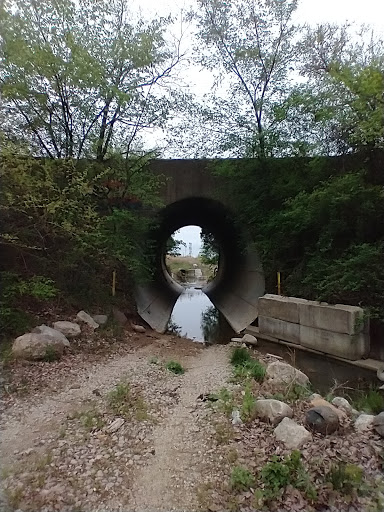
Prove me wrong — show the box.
[131,345,230,511]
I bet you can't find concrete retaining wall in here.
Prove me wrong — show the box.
[258,294,369,360]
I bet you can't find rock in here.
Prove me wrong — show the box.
[305,406,340,435]
[12,333,66,360]
[132,324,146,333]
[355,414,375,432]
[92,315,108,326]
[309,393,323,401]
[52,321,81,338]
[274,417,312,449]
[266,361,310,387]
[331,396,353,414]
[241,333,257,345]
[76,311,99,329]
[310,398,346,420]
[112,308,128,326]
[255,399,293,425]
[231,409,243,425]
[105,418,125,433]
[231,337,243,343]
[33,324,70,346]
[373,412,384,437]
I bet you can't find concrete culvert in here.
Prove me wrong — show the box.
[135,197,265,334]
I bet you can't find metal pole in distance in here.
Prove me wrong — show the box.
[112,270,116,297]
[277,271,281,295]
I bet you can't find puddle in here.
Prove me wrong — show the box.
[168,285,234,343]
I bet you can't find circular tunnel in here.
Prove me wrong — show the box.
[134,197,265,333]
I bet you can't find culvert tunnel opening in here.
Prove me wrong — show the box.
[135,197,265,335]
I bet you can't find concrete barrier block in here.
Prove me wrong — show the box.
[300,325,369,360]
[259,295,307,324]
[259,316,300,344]
[299,302,365,335]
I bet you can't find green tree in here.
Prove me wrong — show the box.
[199,230,219,266]
[0,0,181,159]
[166,231,187,256]
[187,0,298,158]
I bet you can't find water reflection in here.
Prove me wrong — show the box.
[168,286,234,343]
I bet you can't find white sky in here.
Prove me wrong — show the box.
[140,0,384,255]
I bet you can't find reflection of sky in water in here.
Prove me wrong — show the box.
[170,286,214,341]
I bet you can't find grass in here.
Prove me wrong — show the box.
[326,462,364,495]
[214,421,234,444]
[42,345,61,362]
[70,407,105,431]
[165,360,185,375]
[230,347,266,383]
[352,387,384,414]
[107,380,150,420]
[230,347,251,366]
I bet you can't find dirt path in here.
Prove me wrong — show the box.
[131,346,230,511]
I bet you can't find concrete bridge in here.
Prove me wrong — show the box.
[135,159,265,333]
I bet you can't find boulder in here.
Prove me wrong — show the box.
[92,315,108,326]
[354,414,375,432]
[331,396,353,414]
[305,406,340,435]
[241,333,257,345]
[12,333,67,360]
[255,399,293,425]
[274,417,312,449]
[266,361,310,387]
[132,324,146,333]
[373,412,384,437]
[231,337,243,343]
[52,321,81,338]
[310,397,346,420]
[112,308,128,326]
[76,311,99,329]
[32,325,70,346]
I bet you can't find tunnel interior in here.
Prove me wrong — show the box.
[135,197,265,334]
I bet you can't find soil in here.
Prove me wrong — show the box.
[1,326,383,512]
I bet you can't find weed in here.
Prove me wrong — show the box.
[214,387,235,416]
[226,447,238,464]
[230,347,251,366]
[326,462,364,494]
[165,360,185,375]
[71,408,105,431]
[230,466,255,491]
[214,422,233,444]
[107,381,150,420]
[134,396,149,421]
[149,356,159,364]
[240,385,256,422]
[260,450,316,501]
[35,451,53,470]
[4,485,23,509]
[352,387,384,414]
[42,345,60,362]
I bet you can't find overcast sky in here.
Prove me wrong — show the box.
[138,0,384,255]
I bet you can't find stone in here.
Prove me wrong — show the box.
[92,315,108,326]
[373,412,384,437]
[259,316,300,344]
[305,406,340,435]
[12,333,66,360]
[274,417,312,449]
[32,324,70,346]
[266,361,310,387]
[259,294,308,324]
[355,414,375,432]
[132,324,146,333]
[241,333,257,345]
[231,409,242,425]
[298,301,366,335]
[310,398,346,420]
[331,396,353,414]
[52,321,81,338]
[112,308,127,326]
[255,399,293,425]
[76,311,99,329]
[230,337,243,343]
[105,418,125,433]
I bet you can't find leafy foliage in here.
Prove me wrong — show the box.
[230,466,255,491]
[165,360,185,374]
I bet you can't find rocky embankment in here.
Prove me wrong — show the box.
[1,317,384,512]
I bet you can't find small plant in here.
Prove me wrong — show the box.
[230,466,255,491]
[165,360,185,375]
[71,408,105,431]
[260,450,316,501]
[326,462,364,495]
[149,356,159,364]
[230,347,251,366]
[214,387,235,416]
[107,381,132,415]
[214,421,234,444]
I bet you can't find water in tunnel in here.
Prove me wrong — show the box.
[134,197,265,334]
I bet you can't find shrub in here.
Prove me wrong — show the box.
[352,387,384,415]
[165,360,185,375]
[326,462,364,494]
[230,347,251,366]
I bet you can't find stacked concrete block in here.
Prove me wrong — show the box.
[258,294,369,361]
